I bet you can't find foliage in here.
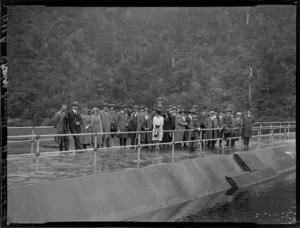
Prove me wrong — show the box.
[7,6,296,125]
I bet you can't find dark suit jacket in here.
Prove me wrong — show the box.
[221,115,233,128]
[67,110,82,133]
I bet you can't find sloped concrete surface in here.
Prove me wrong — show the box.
[8,142,296,223]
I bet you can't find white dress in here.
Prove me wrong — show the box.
[152,115,164,141]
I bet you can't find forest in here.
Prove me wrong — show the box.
[7,6,296,126]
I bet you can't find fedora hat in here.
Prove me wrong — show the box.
[225,108,231,112]
[72,101,79,106]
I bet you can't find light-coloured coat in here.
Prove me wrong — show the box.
[80,114,92,145]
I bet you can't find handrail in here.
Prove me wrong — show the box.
[7,125,296,140]
[7,121,296,129]
[7,123,296,176]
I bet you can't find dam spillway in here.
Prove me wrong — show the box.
[8,142,296,223]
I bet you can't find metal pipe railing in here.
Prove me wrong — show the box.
[7,124,296,174]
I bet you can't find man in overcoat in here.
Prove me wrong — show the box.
[188,114,201,152]
[222,109,233,146]
[128,105,139,148]
[174,109,188,147]
[200,106,209,147]
[116,105,129,147]
[67,102,82,150]
[232,112,243,147]
[205,111,219,150]
[217,110,224,147]
[80,107,92,149]
[141,107,153,146]
[52,104,69,151]
[100,103,112,148]
[242,109,255,149]
[109,104,118,139]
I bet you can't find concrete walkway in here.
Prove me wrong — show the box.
[7,136,295,188]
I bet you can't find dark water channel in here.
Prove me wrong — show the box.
[129,171,296,224]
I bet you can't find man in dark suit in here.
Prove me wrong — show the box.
[67,101,82,150]
[222,108,233,146]
[242,108,255,149]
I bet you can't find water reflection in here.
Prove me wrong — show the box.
[128,172,296,224]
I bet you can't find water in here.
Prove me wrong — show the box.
[128,171,296,224]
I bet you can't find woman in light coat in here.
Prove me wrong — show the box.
[91,108,103,148]
[152,109,164,150]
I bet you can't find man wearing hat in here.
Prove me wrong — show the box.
[141,107,152,146]
[242,108,255,149]
[174,109,188,148]
[231,112,243,147]
[205,111,219,150]
[100,103,112,148]
[137,106,145,135]
[221,108,233,146]
[67,101,82,150]
[184,110,194,148]
[200,106,209,147]
[191,105,198,115]
[80,107,92,150]
[188,113,201,152]
[116,105,129,147]
[217,110,225,147]
[109,104,118,139]
[52,104,69,151]
[128,105,139,148]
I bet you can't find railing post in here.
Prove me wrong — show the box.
[270,123,272,143]
[72,132,76,156]
[172,131,175,156]
[199,130,202,152]
[287,122,290,140]
[279,122,282,141]
[259,123,262,144]
[271,126,274,146]
[284,126,286,143]
[137,132,141,161]
[30,126,35,154]
[93,134,97,167]
[35,136,40,174]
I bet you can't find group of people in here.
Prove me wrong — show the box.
[52,98,255,153]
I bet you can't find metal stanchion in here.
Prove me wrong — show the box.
[270,123,272,142]
[35,136,40,174]
[73,133,76,155]
[287,122,290,140]
[172,131,175,157]
[259,123,262,143]
[284,126,286,143]
[279,123,282,140]
[93,134,97,167]
[199,130,202,152]
[137,133,141,161]
[30,126,35,154]
[258,128,261,148]
[271,127,274,146]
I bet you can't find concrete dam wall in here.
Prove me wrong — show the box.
[8,143,296,223]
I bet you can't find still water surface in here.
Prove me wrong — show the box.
[129,171,296,224]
